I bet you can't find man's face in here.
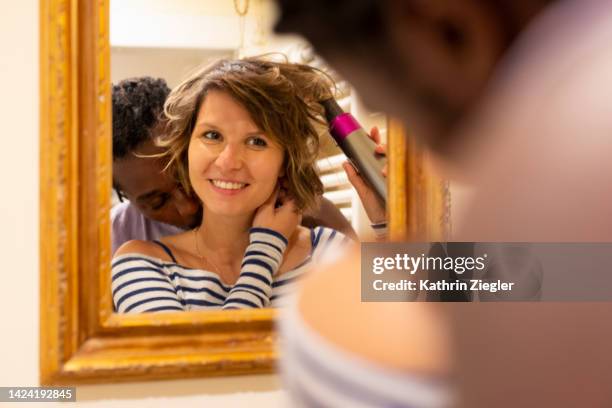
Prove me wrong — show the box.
[113,139,202,229]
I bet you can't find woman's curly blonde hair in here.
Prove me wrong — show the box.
[158,56,335,212]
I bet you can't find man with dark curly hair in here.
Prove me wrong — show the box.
[112,77,197,254]
[111,76,355,253]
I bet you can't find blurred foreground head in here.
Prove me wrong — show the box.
[275,2,612,407]
[275,0,553,155]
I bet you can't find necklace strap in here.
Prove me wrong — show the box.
[193,228,221,274]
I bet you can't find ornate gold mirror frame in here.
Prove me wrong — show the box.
[39,0,448,385]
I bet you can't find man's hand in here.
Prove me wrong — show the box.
[342,126,387,224]
[253,185,302,241]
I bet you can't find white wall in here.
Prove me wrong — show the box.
[0,0,40,389]
[0,0,285,405]
[111,47,233,87]
[110,0,241,49]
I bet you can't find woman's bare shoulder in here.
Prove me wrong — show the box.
[113,239,171,262]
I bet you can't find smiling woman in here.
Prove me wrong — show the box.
[111,58,354,313]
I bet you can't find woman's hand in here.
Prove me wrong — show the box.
[253,184,302,241]
[342,126,387,224]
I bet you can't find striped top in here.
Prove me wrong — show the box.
[278,296,454,408]
[112,226,348,313]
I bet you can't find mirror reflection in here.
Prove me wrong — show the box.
[110,0,388,313]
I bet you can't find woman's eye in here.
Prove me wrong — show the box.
[202,130,221,141]
[247,136,268,147]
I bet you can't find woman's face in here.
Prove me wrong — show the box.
[188,90,284,217]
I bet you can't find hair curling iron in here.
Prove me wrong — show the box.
[321,98,387,203]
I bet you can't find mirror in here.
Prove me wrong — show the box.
[108,0,390,316]
[39,0,448,384]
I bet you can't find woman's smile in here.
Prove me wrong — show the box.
[208,179,250,196]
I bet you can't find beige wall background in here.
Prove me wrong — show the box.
[0,0,285,405]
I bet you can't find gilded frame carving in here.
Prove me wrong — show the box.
[39,0,448,384]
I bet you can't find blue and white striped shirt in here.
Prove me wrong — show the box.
[111,226,348,313]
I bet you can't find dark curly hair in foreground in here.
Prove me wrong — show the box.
[112,77,170,159]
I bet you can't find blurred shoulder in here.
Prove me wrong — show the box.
[297,246,450,374]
